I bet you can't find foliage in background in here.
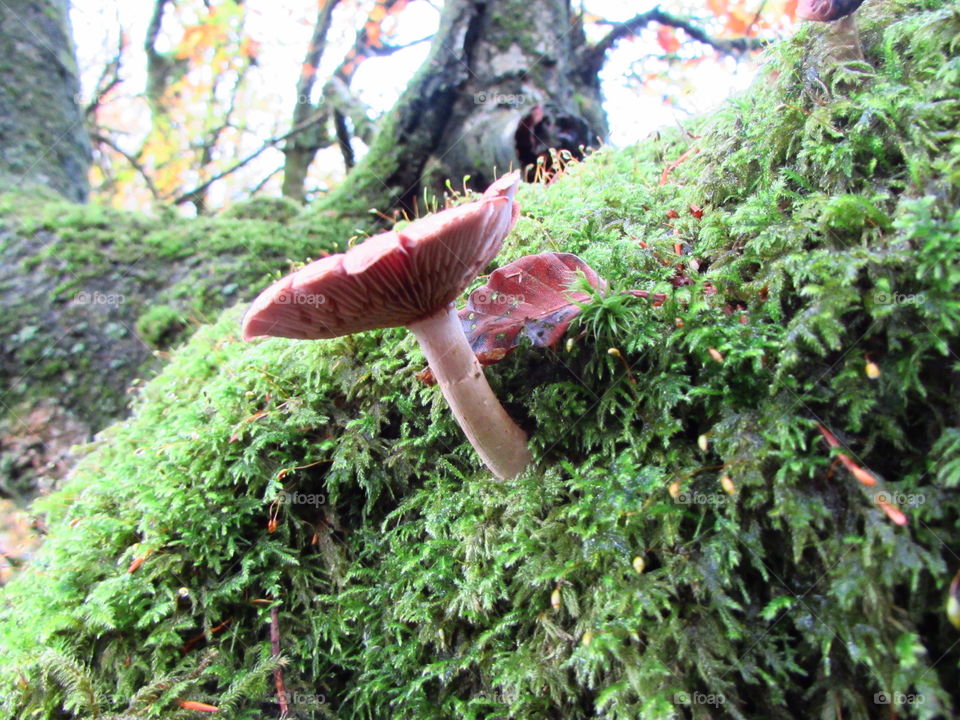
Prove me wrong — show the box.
[80,0,799,213]
[2,1,960,718]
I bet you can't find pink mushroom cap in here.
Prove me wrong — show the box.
[798,0,864,22]
[242,172,521,341]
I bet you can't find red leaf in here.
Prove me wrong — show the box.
[657,26,681,54]
[461,252,606,359]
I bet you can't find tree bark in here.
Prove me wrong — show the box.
[321,0,606,219]
[426,0,606,191]
[0,0,91,202]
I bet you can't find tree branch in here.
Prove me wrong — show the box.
[249,165,284,195]
[323,76,377,145]
[333,110,354,169]
[584,7,767,75]
[292,0,340,125]
[85,23,124,118]
[92,132,162,201]
[171,111,329,206]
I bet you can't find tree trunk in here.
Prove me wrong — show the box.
[426,0,607,192]
[0,0,91,202]
[321,0,605,218]
[280,0,338,203]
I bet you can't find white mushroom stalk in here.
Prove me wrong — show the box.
[241,171,531,480]
[409,306,530,480]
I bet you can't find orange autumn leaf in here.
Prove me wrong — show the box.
[176,23,226,60]
[657,26,681,53]
[369,2,388,22]
[240,37,260,60]
[726,7,754,35]
[707,0,728,15]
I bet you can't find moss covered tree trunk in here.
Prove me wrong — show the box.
[322,0,606,217]
[0,0,91,202]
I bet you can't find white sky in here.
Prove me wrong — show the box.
[69,0,772,207]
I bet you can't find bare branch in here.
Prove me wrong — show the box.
[282,0,423,200]
[144,0,169,58]
[584,7,767,75]
[92,133,162,201]
[364,34,432,58]
[248,165,284,196]
[282,0,340,200]
[85,23,124,118]
[188,59,256,213]
[293,0,340,123]
[333,110,354,169]
[323,76,376,145]
[171,111,329,206]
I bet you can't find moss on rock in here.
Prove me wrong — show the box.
[1,1,959,718]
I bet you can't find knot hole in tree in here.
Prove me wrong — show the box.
[515,104,593,182]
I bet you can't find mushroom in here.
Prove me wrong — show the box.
[242,172,531,480]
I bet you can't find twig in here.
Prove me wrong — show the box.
[92,132,162,200]
[170,112,326,205]
[271,605,289,717]
[584,7,767,75]
[248,165,284,195]
[85,22,124,118]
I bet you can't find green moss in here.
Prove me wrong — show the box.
[1,1,960,718]
[0,194,359,429]
[220,195,303,223]
[135,305,188,351]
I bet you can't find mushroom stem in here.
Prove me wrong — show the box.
[408,305,532,480]
[831,14,864,61]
